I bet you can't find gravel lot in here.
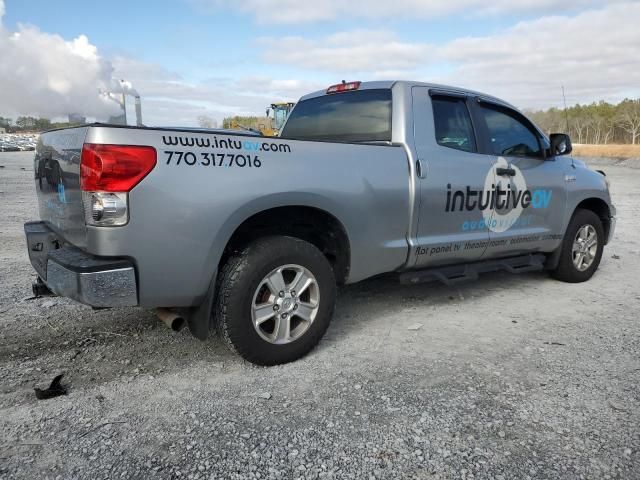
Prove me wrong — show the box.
[1,151,638,479]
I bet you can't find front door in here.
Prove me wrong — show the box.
[471,100,567,258]
[411,87,496,268]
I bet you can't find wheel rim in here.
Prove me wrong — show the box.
[251,264,320,345]
[572,224,598,272]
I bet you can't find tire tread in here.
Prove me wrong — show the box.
[551,208,604,283]
[214,236,335,365]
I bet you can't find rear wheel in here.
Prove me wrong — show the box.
[550,209,604,283]
[215,236,336,365]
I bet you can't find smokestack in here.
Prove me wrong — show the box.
[134,95,142,126]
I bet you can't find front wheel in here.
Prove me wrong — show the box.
[550,209,604,283]
[215,236,336,366]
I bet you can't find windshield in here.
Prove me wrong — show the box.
[280,89,392,143]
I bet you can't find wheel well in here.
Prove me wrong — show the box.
[575,198,611,242]
[220,206,351,284]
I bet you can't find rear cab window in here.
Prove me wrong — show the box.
[280,89,392,143]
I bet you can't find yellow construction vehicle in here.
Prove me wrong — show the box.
[226,102,295,136]
[264,102,295,136]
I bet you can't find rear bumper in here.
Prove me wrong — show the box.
[24,221,138,307]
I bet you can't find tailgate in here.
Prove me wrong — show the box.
[34,127,89,248]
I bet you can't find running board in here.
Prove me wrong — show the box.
[399,254,546,287]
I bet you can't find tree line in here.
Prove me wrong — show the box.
[0,116,82,132]
[221,115,270,131]
[526,98,640,145]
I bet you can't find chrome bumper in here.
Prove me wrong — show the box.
[24,221,138,307]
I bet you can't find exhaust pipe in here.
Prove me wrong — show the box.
[156,308,186,332]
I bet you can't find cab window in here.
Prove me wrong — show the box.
[479,104,543,158]
[431,96,477,153]
[280,89,392,143]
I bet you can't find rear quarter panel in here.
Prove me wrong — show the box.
[84,127,411,306]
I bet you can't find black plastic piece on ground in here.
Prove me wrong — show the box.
[34,374,67,400]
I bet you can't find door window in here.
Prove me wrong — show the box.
[479,104,543,158]
[431,96,477,153]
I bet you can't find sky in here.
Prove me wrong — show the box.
[0,0,639,126]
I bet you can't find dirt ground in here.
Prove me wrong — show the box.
[0,152,638,479]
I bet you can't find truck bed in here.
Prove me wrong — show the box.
[34,125,412,306]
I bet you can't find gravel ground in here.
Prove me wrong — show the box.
[0,151,638,479]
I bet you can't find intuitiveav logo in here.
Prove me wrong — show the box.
[445,157,552,233]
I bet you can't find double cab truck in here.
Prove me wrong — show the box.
[25,80,616,365]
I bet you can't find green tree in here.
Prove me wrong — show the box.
[222,115,267,131]
[15,116,37,130]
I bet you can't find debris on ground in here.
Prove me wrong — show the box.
[34,374,68,400]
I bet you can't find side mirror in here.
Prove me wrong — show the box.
[549,133,572,156]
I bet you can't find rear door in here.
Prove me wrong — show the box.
[411,87,495,268]
[471,100,567,257]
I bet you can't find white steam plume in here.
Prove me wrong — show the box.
[111,79,139,97]
[0,0,120,119]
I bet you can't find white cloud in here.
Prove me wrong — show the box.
[0,0,310,129]
[259,3,640,108]
[261,30,431,74]
[437,2,640,108]
[0,0,120,119]
[200,0,625,24]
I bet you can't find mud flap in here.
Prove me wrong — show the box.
[544,247,562,271]
[185,271,217,340]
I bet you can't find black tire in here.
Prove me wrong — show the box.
[215,236,336,366]
[550,209,604,283]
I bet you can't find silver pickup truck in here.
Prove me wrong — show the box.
[24,80,616,365]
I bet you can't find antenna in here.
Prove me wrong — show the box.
[561,85,575,165]
[561,85,569,133]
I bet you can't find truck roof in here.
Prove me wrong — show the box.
[299,80,517,110]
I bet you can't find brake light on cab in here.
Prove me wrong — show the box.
[326,81,361,94]
[80,144,157,226]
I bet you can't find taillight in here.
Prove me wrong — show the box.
[80,144,156,227]
[326,81,361,94]
[80,144,156,192]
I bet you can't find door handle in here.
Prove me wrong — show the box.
[496,167,516,177]
[416,159,427,179]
